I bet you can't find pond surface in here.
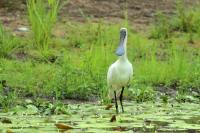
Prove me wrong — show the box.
[0,101,200,132]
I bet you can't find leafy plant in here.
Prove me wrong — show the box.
[0,23,19,57]
[130,85,155,102]
[0,90,18,112]
[150,12,171,39]
[175,1,196,33]
[27,0,60,50]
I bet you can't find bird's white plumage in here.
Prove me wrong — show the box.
[107,28,133,98]
[107,59,133,96]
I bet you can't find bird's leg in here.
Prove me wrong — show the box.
[120,87,124,113]
[114,91,118,114]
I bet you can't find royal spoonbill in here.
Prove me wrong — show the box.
[107,28,133,113]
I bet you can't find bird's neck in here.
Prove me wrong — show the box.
[118,38,127,61]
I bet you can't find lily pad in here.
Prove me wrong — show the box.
[0,101,200,132]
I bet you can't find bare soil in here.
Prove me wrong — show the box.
[1,0,200,32]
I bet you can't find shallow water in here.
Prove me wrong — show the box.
[0,101,200,133]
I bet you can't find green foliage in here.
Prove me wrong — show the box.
[49,51,107,101]
[135,42,200,93]
[66,21,119,49]
[1,19,200,104]
[0,59,57,98]
[151,2,200,40]
[27,0,59,50]
[130,80,156,102]
[151,12,171,39]
[175,1,200,33]
[0,90,17,111]
[176,92,199,103]
[0,23,19,57]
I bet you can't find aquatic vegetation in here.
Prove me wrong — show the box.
[0,101,200,132]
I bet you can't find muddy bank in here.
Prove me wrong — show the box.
[1,0,200,28]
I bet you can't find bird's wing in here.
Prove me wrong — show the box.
[127,63,133,87]
[107,64,116,87]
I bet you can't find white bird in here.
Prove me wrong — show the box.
[107,28,133,113]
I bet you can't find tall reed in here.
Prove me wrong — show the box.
[27,0,59,51]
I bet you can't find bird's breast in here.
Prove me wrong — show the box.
[107,59,133,90]
[112,67,131,88]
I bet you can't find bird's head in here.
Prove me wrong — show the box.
[116,28,127,56]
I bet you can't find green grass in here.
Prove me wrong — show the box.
[0,23,20,58]
[150,1,200,41]
[27,0,59,51]
[1,21,200,103]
